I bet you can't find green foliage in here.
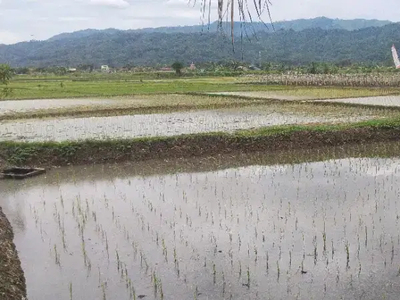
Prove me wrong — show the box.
[54,17,389,36]
[171,62,184,75]
[305,62,338,74]
[0,65,13,98]
[0,64,13,84]
[0,87,14,99]
[308,62,318,74]
[5,145,38,165]
[14,67,30,75]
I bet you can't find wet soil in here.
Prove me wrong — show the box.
[0,207,26,300]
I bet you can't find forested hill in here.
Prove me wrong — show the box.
[48,17,392,41]
[0,20,399,68]
[135,17,391,34]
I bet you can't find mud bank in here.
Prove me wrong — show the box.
[0,207,26,300]
[1,121,400,168]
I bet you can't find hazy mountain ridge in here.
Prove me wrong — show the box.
[48,17,392,41]
[0,17,398,67]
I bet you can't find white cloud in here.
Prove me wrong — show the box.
[90,0,129,9]
[0,31,22,45]
[1,0,400,44]
[58,17,93,22]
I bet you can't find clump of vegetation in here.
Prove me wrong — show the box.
[171,62,184,76]
[242,73,400,87]
[0,64,12,85]
[0,64,13,99]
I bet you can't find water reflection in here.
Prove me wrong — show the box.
[1,142,400,299]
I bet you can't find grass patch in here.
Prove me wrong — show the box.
[1,77,275,100]
[2,75,400,100]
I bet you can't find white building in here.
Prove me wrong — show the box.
[101,65,110,72]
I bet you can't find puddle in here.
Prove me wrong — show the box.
[0,107,371,142]
[1,147,400,299]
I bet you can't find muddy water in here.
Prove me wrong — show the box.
[1,148,400,300]
[0,107,370,142]
[208,91,310,100]
[0,98,126,116]
[316,95,400,107]
[211,93,400,107]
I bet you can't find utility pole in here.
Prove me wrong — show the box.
[259,51,262,68]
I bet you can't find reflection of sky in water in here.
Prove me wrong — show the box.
[1,155,400,300]
[0,109,371,142]
[317,96,400,107]
[0,99,127,115]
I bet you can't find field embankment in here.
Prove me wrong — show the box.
[0,207,26,300]
[1,118,400,169]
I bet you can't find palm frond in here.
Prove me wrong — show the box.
[189,0,274,41]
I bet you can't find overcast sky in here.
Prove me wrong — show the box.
[0,0,399,44]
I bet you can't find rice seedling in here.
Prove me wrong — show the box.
[213,263,216,284]
[54,244,60,266]
[101,282,107,300]
[345,242,350,269]
[246,266,250,288]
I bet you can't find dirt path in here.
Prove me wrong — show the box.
[0,207,26,300]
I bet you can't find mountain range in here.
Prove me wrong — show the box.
[0,17,398,68]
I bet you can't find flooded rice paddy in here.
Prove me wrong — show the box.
[208,91,310,101]
[0,105,375,142]
[0,94,266,118]
[316,96,400,107]
[211,93,400,108]
[2,144,400,300]
[0,98,126,116]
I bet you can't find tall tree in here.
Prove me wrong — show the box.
[171,62,184,75]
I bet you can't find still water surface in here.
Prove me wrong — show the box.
[1,145,400,300]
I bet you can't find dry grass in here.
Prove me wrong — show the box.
[241,73,400,88]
